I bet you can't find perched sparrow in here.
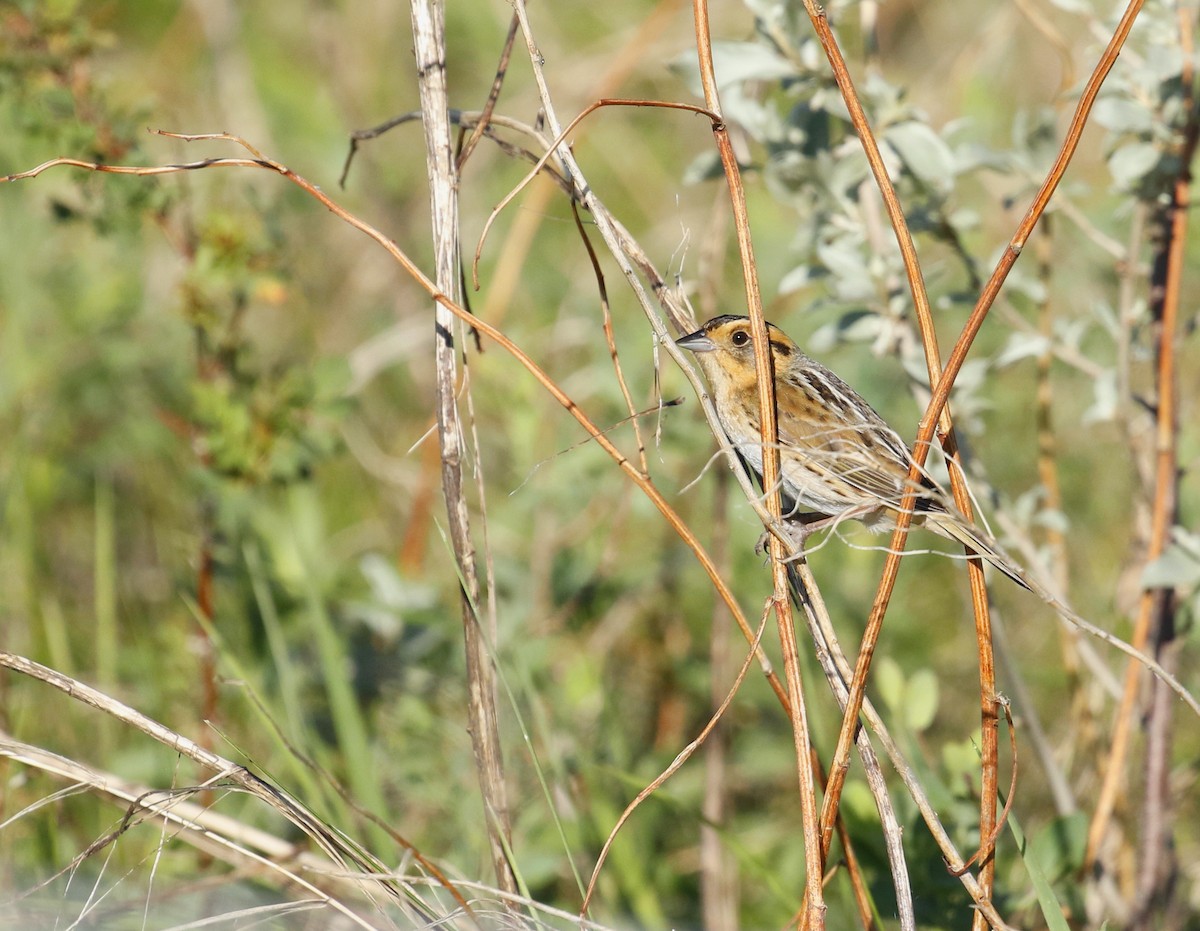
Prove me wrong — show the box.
[677,314,1027,589]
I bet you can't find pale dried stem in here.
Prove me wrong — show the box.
[0,730,457,924]
[787,567,1016,931]
[410,0,517,900]
[581,602,773,915]
[0,653,450,922]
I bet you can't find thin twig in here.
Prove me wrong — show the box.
[456,12,519,171]
[580,602,773,915]
[571,200,650,475]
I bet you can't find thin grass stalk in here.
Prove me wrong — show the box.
[570,201,650,475]
[455,11,518,172]
[92,476,117,712]
[409,0,518,900]
[0,652,419,912]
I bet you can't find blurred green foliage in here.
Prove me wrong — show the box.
[0,0,1197,928]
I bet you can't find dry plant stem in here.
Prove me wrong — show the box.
[455,11,518,171]
[991,613,1077,817]
[1089,9,1196,901]
[796,747,885,931]
[0,731,475,922]
[571,201,650,475]
[1022,223,1087,817]
[790,567,915,931]
[701,432,737,931]
[410,0,517,901]
[196,517,219,760]
[810,0,1150,887]
[952,706,1020,877]
[790,564,1015,931]
[580,604,773,917]
[691,1,825,920]
[0,652,446,921]
[793,0,1001,896]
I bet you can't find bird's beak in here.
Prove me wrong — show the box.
[676,328,717,352]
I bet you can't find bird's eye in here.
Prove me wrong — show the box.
[730,330,750,346]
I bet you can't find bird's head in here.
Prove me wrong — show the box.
[676,315,797,388]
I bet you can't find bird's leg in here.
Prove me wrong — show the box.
[756,512,832,561]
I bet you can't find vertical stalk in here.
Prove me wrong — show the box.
[691,2,827,921]
[410,0,517,898]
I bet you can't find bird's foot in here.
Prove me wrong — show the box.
[757,513,833,562]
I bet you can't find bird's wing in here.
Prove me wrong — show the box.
[775,403,919,506]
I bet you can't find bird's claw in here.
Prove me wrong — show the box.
[757,519,815,562]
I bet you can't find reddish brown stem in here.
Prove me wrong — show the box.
[692,1,827,922]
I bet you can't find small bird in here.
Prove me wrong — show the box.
[677,314,1028,589]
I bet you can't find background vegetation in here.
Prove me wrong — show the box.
[0,0,1197,928]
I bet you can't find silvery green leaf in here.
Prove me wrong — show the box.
[1093,97,1155,134]
[778,263,819,294]
[1053,316,1090,352]
[711,40,798,86]
[885,121,957,191]
[905,668,939,733]
[359,553,437,611]
[1091,300,1119,335]
[817,237,875,302]
[1170,527,1200,558]
[682,150,724,184]
[995,331,1051,367]
[1002,267,1048,303]
[1141,543,1200,590]
[950,357,991,394]
[948,206,981,230]
[1082,369,1118,424]
[1033,509,1070,534]
[670,42,794,96]
[1010,488,1043,525]
[1107,141,1161,188]
[838,310,884,342]
[808,312,881,351]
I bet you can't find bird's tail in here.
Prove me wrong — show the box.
[924,513,1031,592]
